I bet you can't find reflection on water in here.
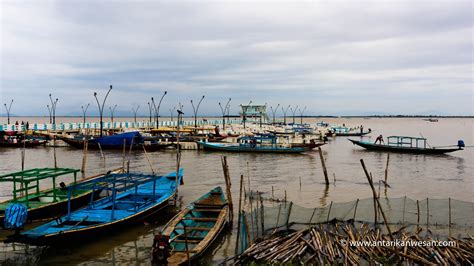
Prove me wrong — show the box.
[0,118,472,263]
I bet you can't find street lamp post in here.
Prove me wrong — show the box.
[290,105,298,124]
[190,95,205,129]
[282,105,290,125]
[47,105,52,123]
[81,103,90,124]
[132,105,140,123]
[3,99,13,124]
[109,104,117,123]
[218,98,231,130]
[147,102,153,123]
[298,106,307,124]
[49,94,59,124]
[270,104,280,124]
[93,85,113,138]
[169,107,176,121]
[151,91,167,129]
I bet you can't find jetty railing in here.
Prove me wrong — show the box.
[0,119,246,132]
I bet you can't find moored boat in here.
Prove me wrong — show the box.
[349,136,464,154]
[198,135,318,154]
[10,169,183,245]
[0,168,102,228]
[152,187,228,265]
[59,131,173,151]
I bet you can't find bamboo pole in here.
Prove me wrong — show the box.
[360,159,393,238]
[273,203,282,234]
[402,196,406,226]
[384,153,390,184]
[318,147,329,185]
[126,138,134,173]
[98,143,106,174]
[142,144,155,175]
[81,140,88,179]
[260,192,265,235]
[221,156,233,221]
[235,174,244,257]
[326,201,333,223]
[308,208,317,227]
[353,199,359,221]
[183,223,191,265]
[448,197,451,237]
[53,135,57,168]
[426,198,429,232]
[285,201,293,230]
[417,200,420,230]
[122,138,126,170]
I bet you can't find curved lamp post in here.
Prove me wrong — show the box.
[270,104,280,124]
[218,98,231,130]
[169,106,176,121]
[109,104,117,123]
[49,94,59,124]
[93,85,113,137]
[190,95,205,129]
[3,99,13,124]
[46,105,52,123]
[298,106,307,124]
[289,105,298,124]
[282,105,290,125]
[151,91,167,128]
[81,103,90,124]
[132,105,140,123]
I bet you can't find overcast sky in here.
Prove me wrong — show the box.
[1,0,472,116]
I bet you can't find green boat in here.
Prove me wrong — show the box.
[0,168,98,228]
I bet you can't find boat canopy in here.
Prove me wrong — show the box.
[94,131,143,146]
[0,168,80,205]
[387,136,427,148]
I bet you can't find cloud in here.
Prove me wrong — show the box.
[0,0,472,116]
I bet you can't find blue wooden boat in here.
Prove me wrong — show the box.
[152,187,228,265]
[59,131,173,151]
[349,136,464,154]
[11,169,183,245]
[198,135,317,154]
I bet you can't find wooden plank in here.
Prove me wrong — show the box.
[193,208,222,212]
[175,226,212,231]
[183,217,218,221]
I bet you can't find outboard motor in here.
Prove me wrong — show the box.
[457,140,465,149]
[151,232,170,265]
[4,203,28,233]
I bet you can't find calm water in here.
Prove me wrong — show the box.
[0,117,473,264]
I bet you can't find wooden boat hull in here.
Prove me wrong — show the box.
[160,187,228,265]
[0,141,47,148]
[0,189,97,228]
[335,132,370,137]
[12,171,182,246]
[12,195,172,245]
[349,139,462,154]
[198,142,310,154]
[60,137,172,151]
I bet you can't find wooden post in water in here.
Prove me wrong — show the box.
[175,112,182,198]
[360,159,393,238]
[285,201,293,230]
[416,200,420,230]
[402,196,406,226]
[426,197,429,232]
[259,192,264,235]
[384,153,390,185]
[448,197,451,237]
[122,139,126,170]
[98,143,106,174]
[81,140,88,178]
[308,207,317,227]
[235,174,244,257]
[21,138,26,171]
[183,223,191,265]
[318,147,329,185]
[142,144,155,175]
[353,198,359,221]
[221,156,233,221]
[271,186,274,200]
[326,201,333,223]
[273,203,282,234]
[126,138,134,173]
[53,135,57,168]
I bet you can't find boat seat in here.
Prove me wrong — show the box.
[193,208,221,212]
[175,226,211,231]
[183,217,218,222]
[173,239,201,244]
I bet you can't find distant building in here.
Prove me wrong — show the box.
[240,104,268,121]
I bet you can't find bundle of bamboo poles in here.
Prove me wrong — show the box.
[235,222,474,264]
